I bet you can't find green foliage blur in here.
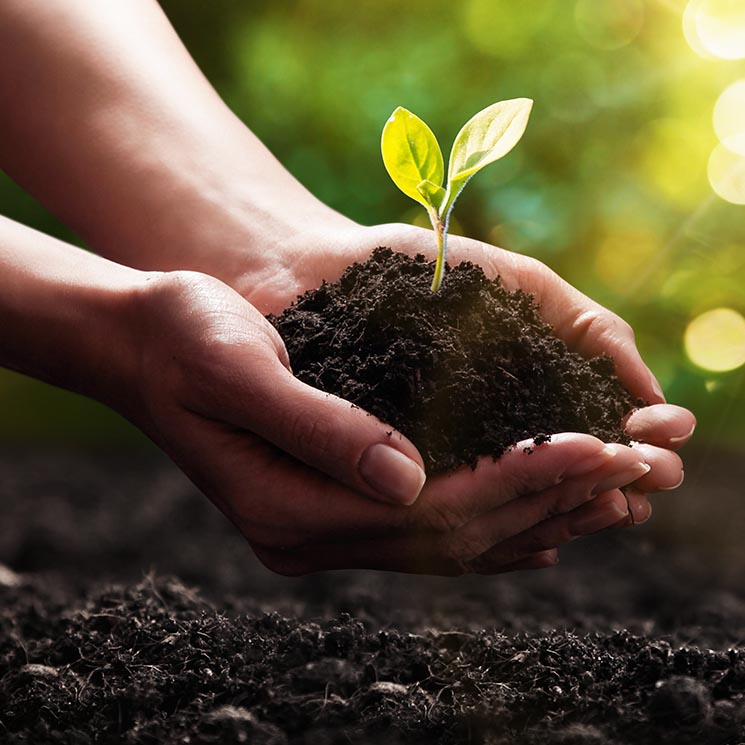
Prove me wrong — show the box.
[1,0,744,447]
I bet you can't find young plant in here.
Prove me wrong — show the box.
[381,99,533,292]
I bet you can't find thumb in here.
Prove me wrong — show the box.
[212,355,427,506]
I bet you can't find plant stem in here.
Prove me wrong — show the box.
[430,211,447,292]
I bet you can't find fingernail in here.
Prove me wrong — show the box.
[594,462,651,493]
[635,500,653,524]
[359,444,426,505]
[536,549,560,567]
[563,444,617,479]
[572,502,629,536]
[669,423,696,447]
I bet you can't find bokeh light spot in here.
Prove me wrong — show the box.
[575,0,644,51]
[708,143,745,204]
[683,0,718,58]
[685,307,745,372]
[695,0,745,60]
[714,80,745,155]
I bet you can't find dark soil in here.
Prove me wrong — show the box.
[1,447,745,744]
[270,248,640,472]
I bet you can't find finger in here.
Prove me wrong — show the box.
[250,470,637,577]
[470,490,630,573]
[529,277,661,404]
[623,487,653,524]
[203,350,427,506]
[164,413,408,547]
[261,530,560,576]
[492,548,560,573]
[625,442,684,492]
[281,449,647,574]
[439,452,648,566]
[409,433,640,533]
[624,404,697,449]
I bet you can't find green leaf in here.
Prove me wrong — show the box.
[381,107,444,210]
[447,98,533,187]
[416,180,446,211]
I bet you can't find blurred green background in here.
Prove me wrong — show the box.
[1,0,744,448]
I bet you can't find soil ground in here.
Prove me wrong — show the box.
[1,445,744,744]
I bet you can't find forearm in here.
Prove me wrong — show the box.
[0,0,342,282]
[0,215,147,412]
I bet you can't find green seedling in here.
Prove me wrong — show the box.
[381,99,533,292]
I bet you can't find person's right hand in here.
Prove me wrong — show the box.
[128,270,654,576]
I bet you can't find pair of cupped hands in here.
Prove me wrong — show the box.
[132,218,694,577]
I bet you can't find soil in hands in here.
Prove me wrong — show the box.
[270,248,641,472]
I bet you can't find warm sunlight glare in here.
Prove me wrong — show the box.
[708,143,745,203]
[693,0,745,60]
[685,307,745,372]
[714,79,745,155]
[683,0,718,58]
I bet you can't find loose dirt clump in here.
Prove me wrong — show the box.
[270,248,640,472]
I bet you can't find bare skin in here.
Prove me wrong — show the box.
[0,0,695,575]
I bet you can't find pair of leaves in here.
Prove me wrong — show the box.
[381,98,533,216]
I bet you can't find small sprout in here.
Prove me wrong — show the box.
[381,99,533,292]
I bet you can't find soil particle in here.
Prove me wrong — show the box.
[647,675,712,728]
[270,248,640,472]
[201,705,288,744]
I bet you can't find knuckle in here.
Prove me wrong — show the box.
[552,487,591,515]
[417,499,470,534]
[529,524,572,551]
[469,543,522,573]
[445,528,489,565]
[288,410,335,460]
[571,309,605,341]
[513,531,549,556]
[499,543,527,566]
[615,315,635,341]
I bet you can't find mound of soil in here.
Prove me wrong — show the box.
[270,248,640,472]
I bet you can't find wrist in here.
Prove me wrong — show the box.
[0,218,154,417]
[77,115,356,294]
[73,268,160,419]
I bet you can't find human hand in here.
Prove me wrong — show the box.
[222,220,693,533]
[0,0,690,573]
[125,270,669,576]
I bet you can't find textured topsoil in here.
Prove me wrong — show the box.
[1,447,744,745]
[269,248,640,472]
